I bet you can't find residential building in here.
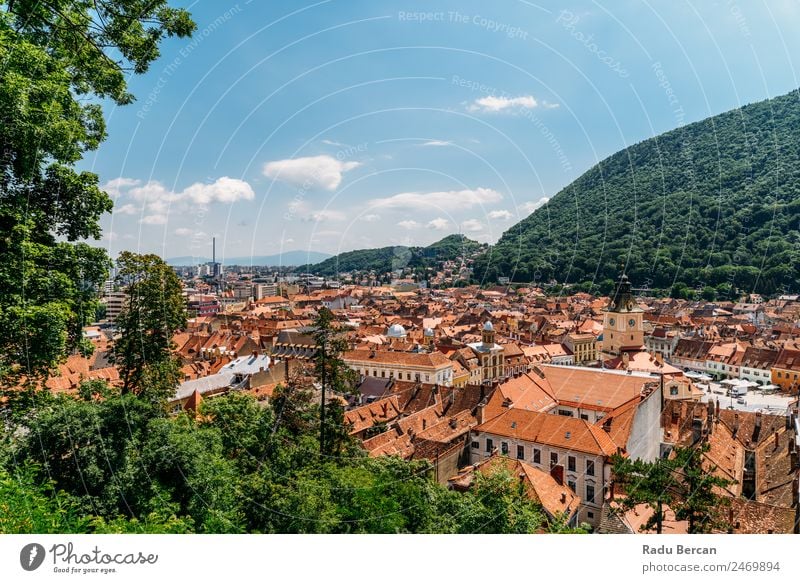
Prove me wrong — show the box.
[564,333,598,364]
[343,349,454,386]
[772,348,800,392]
[470,408,617,526]
[104,291,127,323]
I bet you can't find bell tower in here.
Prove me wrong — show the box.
[602,272,644,355]
[482,321,496,347]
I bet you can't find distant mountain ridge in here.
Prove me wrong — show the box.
[167,250,331,267]
[300,234,485,276]
[473,88,800,296]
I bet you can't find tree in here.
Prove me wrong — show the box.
[612,445,732,534]
[0,2,194,385]
[113,252,186,395]
[311,307,358,456]
[670,445,732,533]
[611,453,676,533]
[701,286,717,301]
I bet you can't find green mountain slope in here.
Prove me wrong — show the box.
[302,234,484,276]
[474,89,800,296]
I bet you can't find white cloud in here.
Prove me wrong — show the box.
[420,140,452,147]
[368,187,502,211]
[103,177,141,197]
[461,219,484,232]
[427,218,450,231]
[174,227,194,236]
[140,214,167,225]
[114,203,139,215]
[321,139,346,147]
[519,197,549,214]
[488,209,513,220]
[468,95,538,113]
[310,209,346,222]
[182,177,255,204]
[398,220,421,230]
[263,155,361,191]
[122,177,254,210]
[360,214,381,222]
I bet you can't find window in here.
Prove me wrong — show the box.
[550,452,558,468]
[670,387,679,396]
[485,438,493,453]
[586,484,595,504]
[501,442,509,455]
[567,480,576,493]
[533,448,541,464]
[471,441,479,449]
[580,413,589,421]
[586,460,595,476]
[516,445,524,460]
[567,456,576,472]
[587,511,594,519]
[558,409,573,417]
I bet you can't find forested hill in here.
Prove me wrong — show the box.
[300,234,484,276]
[473,89,800,297]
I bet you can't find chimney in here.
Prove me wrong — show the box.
[691,416,704,445]
[733,413,740,438]
[774,431,780,451]
[476,402,485,424]
[715,399,721,423]
[560,492,567,504]
[755,411,763,429]
[706,399,714,434]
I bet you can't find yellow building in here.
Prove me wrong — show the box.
[771,348,800,392]
[565,333,598,364]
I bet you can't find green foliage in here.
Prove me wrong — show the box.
[312,308,359,456]
[612,445,732,534]
[301,234,485,276]
[0,464,89,533]
[113,252,187,394]
[474,89,800,295]
[0,381,568,534]
[0,2,194,383]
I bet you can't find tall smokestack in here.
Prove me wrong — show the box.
[213,236,216,264]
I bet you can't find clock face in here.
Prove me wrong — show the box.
[609,318,615,326]
[629,318,636,327]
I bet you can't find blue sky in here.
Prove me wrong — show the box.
[86,0,800,262]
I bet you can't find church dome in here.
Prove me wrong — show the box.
[387,323,407,338]
[483,320,494,332]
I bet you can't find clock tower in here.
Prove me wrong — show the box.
[602,272,644,355]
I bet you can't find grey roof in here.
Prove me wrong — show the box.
[219,354,272,375]
[175,372,236,401]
